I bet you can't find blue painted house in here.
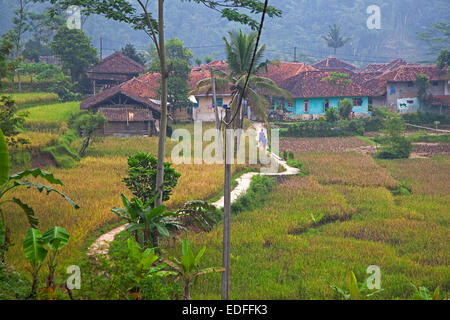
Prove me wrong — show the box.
[276,71,373,117]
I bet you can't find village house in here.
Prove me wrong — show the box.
[312,57,359,73]
[258,61,318,110]
[86,51,145,94]
[80,73,161,136]
[189,61,233,122]
[279,70,374,120]
[364,64,450,114]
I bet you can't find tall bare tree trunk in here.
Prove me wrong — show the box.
[155,0,168,207]
[221,108,231,300]
[210,68,223,160]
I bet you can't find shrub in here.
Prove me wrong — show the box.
[338,98,353,120]
[401,112,450,125]
[282,119,366,138]
[231,175,276,214]
[376,136,412,159]
[376,116,412,159]
[49,73,82,102]
[325,107,339,122]
[77,238,181,300]
[123,152,181,205]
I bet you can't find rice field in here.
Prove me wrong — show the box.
[182,156,449,299]
[295,152,399,188]
[3,119,252,272]
[7,92,59,107]
[377,157,450,195]
[3,154,248,271]
[3,106,449,300]
[25,101,81,123]
[12,132,60,149]
[280,137,372,153]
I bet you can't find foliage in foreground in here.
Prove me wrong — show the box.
[0,129,79,264]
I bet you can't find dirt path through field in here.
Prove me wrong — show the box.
[88,122,299,255]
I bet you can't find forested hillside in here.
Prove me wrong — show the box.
[0,0,449,65]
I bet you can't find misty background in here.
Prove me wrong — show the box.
[0,0,449,66]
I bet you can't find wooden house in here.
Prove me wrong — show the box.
[80,73,161,136]
[86,52,145,94]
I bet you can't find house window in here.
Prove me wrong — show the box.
[304,100,309,113]
[352,98,363,106]
[212,97,223,107]
[432,81,439,86]
[408,81,414,87]
[324,99,330,111]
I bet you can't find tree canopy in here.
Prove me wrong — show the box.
[49,25,98,82]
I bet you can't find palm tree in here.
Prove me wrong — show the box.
[321,24,351,56]
[191,30,292,136]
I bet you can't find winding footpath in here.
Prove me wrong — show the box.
[88,123,299,255]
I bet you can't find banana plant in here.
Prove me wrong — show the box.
[162,239,224,300]
[43,226,70,290]
[0,129,79,263]
[112,194,184,247]
[125,238,176,299]
[23,226,70,298]
[23,228,47,298]
[330,270,384,300]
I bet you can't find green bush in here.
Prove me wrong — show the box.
[376,136,412,159]
[42,132,80,168]
[338,98,353,119]
[282,119,366,138]
[0,264,30,300]
[75,238,181,300]
[231,175,276,214]
[325,107,339,122]
[407,133,450,143]
[124,152,181,205]
[401,112,450,125]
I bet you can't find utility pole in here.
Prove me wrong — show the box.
[210,67,224,160]
[294,47,297,62]
[221,107,231,300]
[100,37,103,60]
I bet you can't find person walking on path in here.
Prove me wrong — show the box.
[259,128,267,150]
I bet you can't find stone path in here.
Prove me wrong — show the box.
[88,122,299,255]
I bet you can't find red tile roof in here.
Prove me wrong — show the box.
[362,65,449,96]
[189,61,232,95]
[258,62,317,87]
[360,59,407,73]
[281,70,375,98]
[190,60,229,74]
[81,73,161,113]
[312,57,358,72]
[376,65,447,82]
[87,51,145,75]
[189,71,209,90]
